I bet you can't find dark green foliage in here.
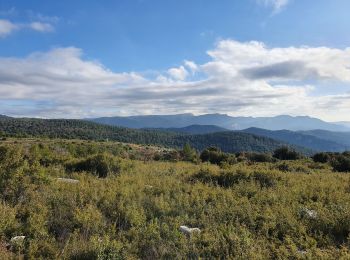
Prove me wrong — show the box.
[276,162,291,172]
[181,143,197,162]
[331,155,350,172]
[312,152,331,163]
[66,153,121,177]
[273,146,302,160]
[194,169,277,189]
[247,152,274,163]
[200,147,236,165]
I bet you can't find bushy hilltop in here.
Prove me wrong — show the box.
[0,117,310,154]
[0,139,350,259]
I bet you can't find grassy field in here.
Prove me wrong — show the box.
[1,139,350,259]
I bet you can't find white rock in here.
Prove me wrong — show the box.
[56,178,79,184]
[300,208,318,219]
[297,249,307,255]
[180,225,201,235]
[10,236,25,244]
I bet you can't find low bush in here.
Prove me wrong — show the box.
[273,147,302,160]
[247,152,274,163]
[312,152,331,163]
[200,147,236,165]
[66,153,121,177]
[331,155,350,172]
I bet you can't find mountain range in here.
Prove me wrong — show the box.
[88,114,350,132]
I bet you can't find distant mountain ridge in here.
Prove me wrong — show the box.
[87,114,350,132]
[145,125,229,135]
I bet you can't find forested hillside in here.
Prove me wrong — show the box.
[0,117,306,154]
[300,130,350,148]
[243,127,349,152]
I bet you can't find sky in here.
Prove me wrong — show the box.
[0,0,350,121]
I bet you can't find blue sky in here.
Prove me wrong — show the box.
[0,0,350,121]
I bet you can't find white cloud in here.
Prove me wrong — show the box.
[168,66,189,81]
[29,22,54,32]
[184,60,198,74]
[0,40,350,121]
[0,19,54,38]
[0,19,18,37]
[205,40,350,82]
[257,0,290,13]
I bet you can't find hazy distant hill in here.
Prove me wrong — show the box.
[88,114,350,132]
[299,130,350,148]
[0,116,308,154]
[336,121,350,128]
[243,127,349,152]
[146,125,228,135]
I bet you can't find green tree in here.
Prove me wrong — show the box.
[182,143,197,162]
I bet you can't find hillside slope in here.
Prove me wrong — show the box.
[243,127,349,152]
[0,117,307,154]
[299,130,350,148]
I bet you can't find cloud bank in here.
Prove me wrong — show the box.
[0,40,349,121]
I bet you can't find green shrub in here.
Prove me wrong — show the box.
[247,152,274,163]
[312,153,331,163]
[331,155,350,172]
[66,153,121,177]
[273,147,302,160]
[200,147,236,165]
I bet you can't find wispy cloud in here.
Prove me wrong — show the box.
[0,40,349,121]
[0,19,18,37]
[29,22,54,32]
[0,19,54,37]
[256,0,290,13]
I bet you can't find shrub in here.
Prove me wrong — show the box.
[252,172,277,188]
[331,155,350,172]
[66,153,121,178]
[161,150,181,162]
[200,147,236,165]
[312,152,331,163]
[192,168,216,184]
[276,162,290,172]
[273,147,301,160]
[217,170,250,187]
[181,143,198,163]
[247,153,274,163]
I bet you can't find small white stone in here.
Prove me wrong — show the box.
[297,250,307,255]
[56,178,79,184]
[10,236,25,244]
[300,208,318,219]
[180,225,201,235]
